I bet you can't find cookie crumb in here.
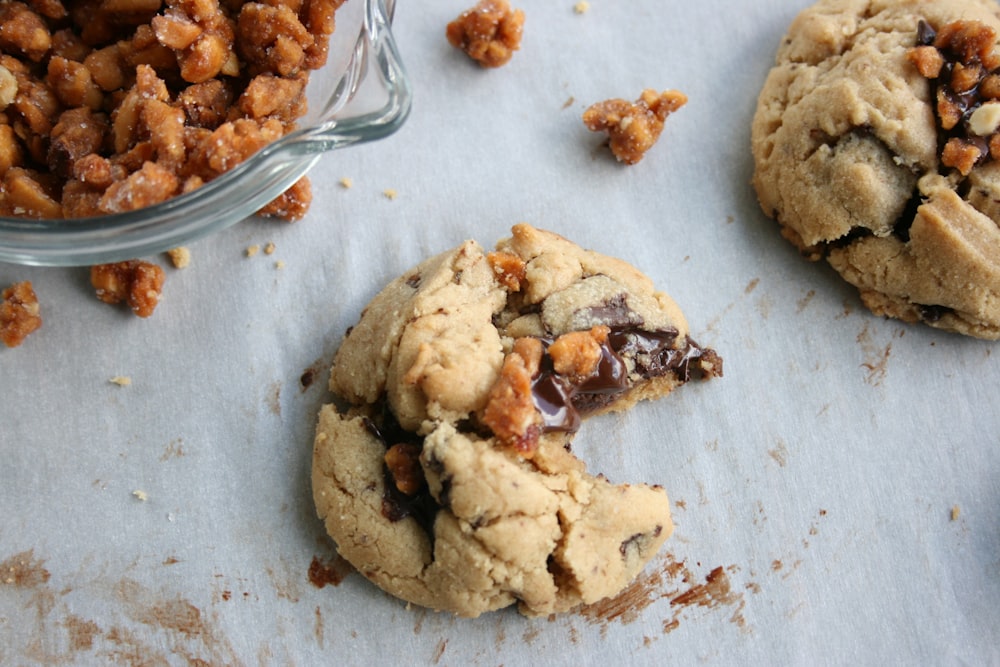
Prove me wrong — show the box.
[132,490,148,502]
[246,245,260,257]
[275,260,286,270]
[339,177,354,189]
[950,505,960,521]
[573,1,590,13]
[166,247,191,269]
[109,376,132,387]
[264,242,276,255]
[383,189,398,200]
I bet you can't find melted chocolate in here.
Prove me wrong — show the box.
[364,415,439,535]
[915,19,1000,173]
[529,327,718,435]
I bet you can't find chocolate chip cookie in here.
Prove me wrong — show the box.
[312,224,721,617]
[751,0,1000,339]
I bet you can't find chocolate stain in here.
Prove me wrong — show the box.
[300,357,327,392]
[768,439,789,467]
[307,554,354,589]
[314,606,325,649]
[266,381,282,417]
[1,550,51,588]
[159,438,185,462]
[431,638,448,664]
[857,323,893,386]
[579,556,750,637]
[796,289,816,313]
[2,553,242,666]
[65,614,101,651]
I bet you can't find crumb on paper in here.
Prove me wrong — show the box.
[574,1,590,13]
[109,376,132,387]
[339,177,353,189]
[275,260,286,270]
[264,242,276,255]
[383,189,398,200]
[133,490,148,502]
[166,247,191,269]
[951,505,960,521]
[246,245,260,257]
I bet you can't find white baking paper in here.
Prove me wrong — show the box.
[1,1,998,665]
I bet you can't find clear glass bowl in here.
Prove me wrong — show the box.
[0,0,411,267]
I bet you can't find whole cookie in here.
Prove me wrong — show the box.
[312,224,721,617]
[751,0,1000,339]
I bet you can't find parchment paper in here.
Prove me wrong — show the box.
[2,1,998,665]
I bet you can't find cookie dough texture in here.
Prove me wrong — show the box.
[751,0,1000,339]
[313,224,713,617]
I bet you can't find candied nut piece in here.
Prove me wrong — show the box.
[547,326,609,383]
[486,250,526,292]
[446,0,525,68]
[0,2,53,62]
[0,0,343,224]
[0,64,18,109]
[481,337,544,456]
[1,281,42,348]
[583,89,687,165]
[908,19,1000,174]
[256,176,312,220]
[384,443,425,495]
[91,259,166,318]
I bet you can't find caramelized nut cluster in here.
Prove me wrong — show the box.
[384,442,424,496]
[446,0,525,68]
[582,89,687,165]
[90,259,166,318]
[0,0,343,220]
[907,19,1000,175]
[1,280,42,347]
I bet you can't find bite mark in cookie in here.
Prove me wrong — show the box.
[751,0,1000,339]
[312,224,721,617]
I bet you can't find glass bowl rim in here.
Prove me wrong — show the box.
[0,0,412,267]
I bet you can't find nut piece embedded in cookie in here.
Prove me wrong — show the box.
[313,224,722,618]
[583,89,688,164]
[751,0,1000,339]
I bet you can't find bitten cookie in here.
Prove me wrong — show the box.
[312,224,721,617]
[751,0,1000,339]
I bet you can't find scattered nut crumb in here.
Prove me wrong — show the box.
[574,1,590,14]
[133,490,148,502]
[275,260,286,270]
[166,247,191,269]
[383,189,398,200]
[339,177,354,189]
[246,245,261,257]
[446,0,525,68]
[109,376,132,387]
[951,505,961,521]
[264,242,276,255]
[1,281,42,348]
